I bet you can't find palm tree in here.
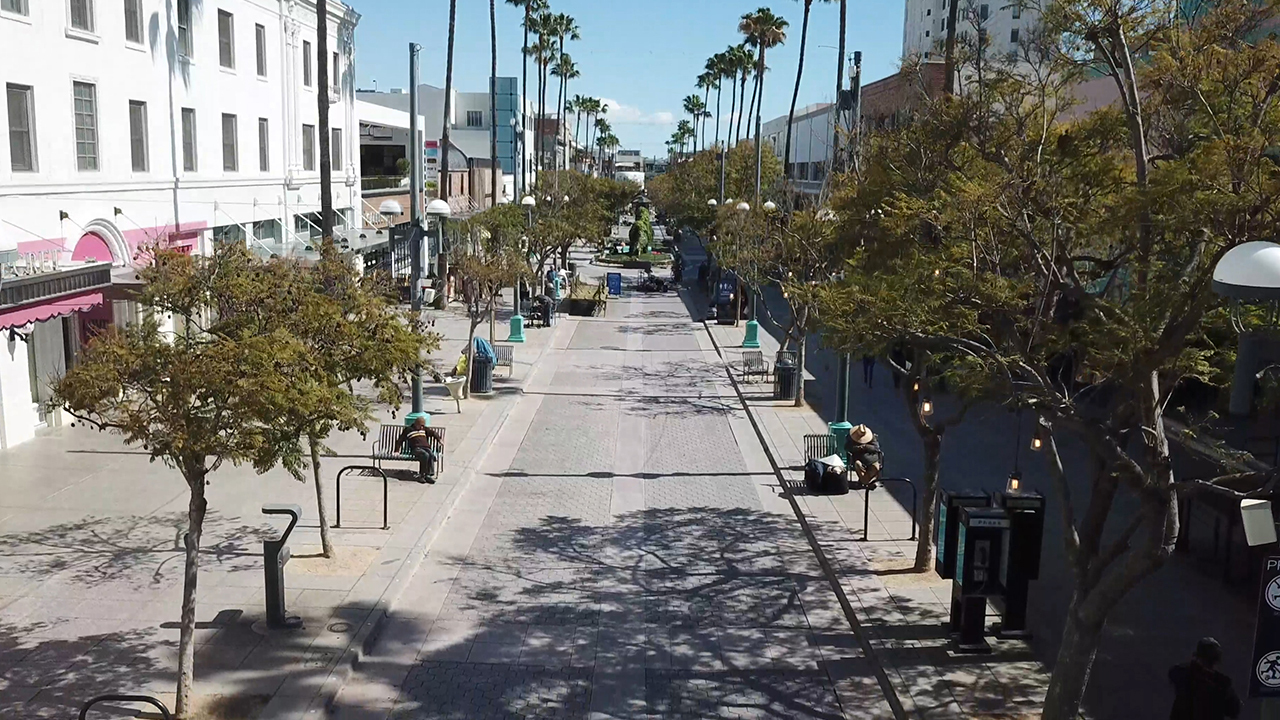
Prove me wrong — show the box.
[735,45,754,145]
[721,46,744,148]
[707,54,726,149]
[682,95,705,152]
[506,0,547,195]
[783,0,816,185]
[696,71,717,151]
[675,119,695,157]
[551,13,581,175]
[740,7,789,199]
[526,14,557,177]
[591,102,609,174]
[490,0,499,206]
[594,117,612,173]
[552,53,580,173]
[440,0,458,202]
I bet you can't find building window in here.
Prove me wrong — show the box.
[1012,3,1021,19]
[303,40,312,86]
[176,0,191,57]
[1,0,29,15]
[218,10,234,69]
[124,0,143,43]
[129,100,148,172]
[221,113,237,171]
[258,117,269,171]
[6,84,36,172]
[69,0,95,32]
[980,4,989,21]
[925,30,930,37]
[72,81,98,171]
[181,107,196,171]
[1010,28,1019,43]
[466,110,483,128]
[255,24,267,77]
[331,127,342,169]
[302,123,315,171]
[332,52,340,93]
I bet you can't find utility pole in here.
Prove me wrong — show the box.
[830,51,861,455]
[850,50,862,176]
[408,42,427,424]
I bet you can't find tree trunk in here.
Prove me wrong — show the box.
[728,74,739,149]
[174,471,208,719]
[714,82,723,149]
[489,291,497,345]
[309,432,334,558]
[316,0,333,242]
[794,327,807,407]
[746,71,759,145]
[440,0,457,201]
[490,0,499,208]
[943,0,961,94]
[1042,598,1106,720]
[914,430,942,570]
[737,71,749,145]
[465,316,481,399]
[702,86,710,151]
[835,0,846,174]
[784,1,813,183]
[521,9,531,196]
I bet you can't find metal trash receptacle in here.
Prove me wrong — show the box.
[774,351,799,401]
[471,354,494,394]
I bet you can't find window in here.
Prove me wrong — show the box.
[466,110,483,128]
[181,107,196,171]
[128,100,148,171]
[332,51,340,92]
[70,0,95,32]
[258,117,268,171]
[926,8,931,16]
[7,85,36,172]
[218,10,234,68]
[302,123,315,170]
[979,3,989,20]
[303,40,312,86]
[1,0,29,16]
[124,0,143,43]
[221,113,237,171]
[176,0,191,57]
[331,127,341,168]
[1010,28,1019,43]
[1012,4,1021,19]
[925,30,930,37]
[72,81,98,170]
[255,24,267,76]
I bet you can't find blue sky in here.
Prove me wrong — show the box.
[353,0,908,157]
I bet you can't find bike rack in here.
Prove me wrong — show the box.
[80,694,172,720]
[860,477,918,542]
[335,464,389,530]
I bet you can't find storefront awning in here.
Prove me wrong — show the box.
[0,291,104,331]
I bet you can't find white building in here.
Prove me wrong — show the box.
[761,103,837,196]
[903,0,1038,61]
[0,0,361,449]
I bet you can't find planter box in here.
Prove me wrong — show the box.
[567,299,605,317]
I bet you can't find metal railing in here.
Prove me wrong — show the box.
[334,465,389,530]
[860,477,918,542]
[81,695,171,720]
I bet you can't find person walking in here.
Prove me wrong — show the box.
[890,343,906,389]
[1168,638,1241,720]
[398,416,442,483]
[861,354,876,388]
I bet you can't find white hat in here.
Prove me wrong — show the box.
[850,424,874,444]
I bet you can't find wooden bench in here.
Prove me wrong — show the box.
[494,344,514,376]
[371,424,447,480]
[742,350,770,383]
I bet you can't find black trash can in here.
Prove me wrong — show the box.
[471,354,494,394]
[774,354,799,401]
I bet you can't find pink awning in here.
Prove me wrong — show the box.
[0,291,104,331]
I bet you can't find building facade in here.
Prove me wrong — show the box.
[1,0,361,449]
[761,103,836,196]
[903,0,1038,61]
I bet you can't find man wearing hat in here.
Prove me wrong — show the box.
[844,424,883,486]
[1168,637,1240,720]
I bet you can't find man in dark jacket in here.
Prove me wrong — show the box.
[1169,637,1241,720]
[398,417,442,483]
[844,424,883,485]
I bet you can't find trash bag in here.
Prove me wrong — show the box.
[473,336,496,361]
[804,459,825,493]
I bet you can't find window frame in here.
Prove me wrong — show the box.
[68,0,96,35]
[302,123,315,171]
[255,23,268,77]
[176,0,192,58]
[217,9,235,69]
[72,80,99,171]
[1012,3,1021,20]
[303,40,312,87]
[221,113,237,171]
[181,106,197,172]
[1010,27,1019,44]
[128,100,149,172]
[331,127,341,170]
[7,84,37,172]
[258,117,269,172]
[123,0,143,44]
[466,110,483,128]
[332,51,340,94]
[1,0,30,18]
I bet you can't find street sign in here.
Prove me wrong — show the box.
[424,139,440,184]
[1251,556,1280,696]
[606,272,622,297]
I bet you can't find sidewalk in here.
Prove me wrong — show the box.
[0,297,561,719]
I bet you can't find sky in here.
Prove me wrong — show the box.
[352,0,909,158]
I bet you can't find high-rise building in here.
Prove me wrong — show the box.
[903,0,1039,62]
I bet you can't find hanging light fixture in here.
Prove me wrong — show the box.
[1031,424,1044,451]
[1006,471,1022,494]
[920,396,934,417]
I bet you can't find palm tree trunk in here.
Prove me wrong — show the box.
[737,71,748,144]
[521,9,531,195]
[574,110,583,170]
[174,470,208,718]
[702,86,710,151]
[715,83,723,149]
[754,49,765,201]
[727,75,738,149]
[944,0,961,94]
[490,0,499,207]
[309,432,334,558]
[316,0,332,241]
[441,0,458,202]
[746,72,758,148]
[835,0,847,174]
[784,1,812,184]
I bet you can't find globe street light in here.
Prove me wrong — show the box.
[736,201,751,212]
[509,195,537,343]
[763,200,778,212]
[425,198,451,282]
[707,199,718,207]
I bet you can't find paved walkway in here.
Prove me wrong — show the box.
[0,295,557,718]
[335,264,901,719]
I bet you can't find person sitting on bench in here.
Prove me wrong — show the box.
[399,417,442,482]
[845,424,883,486]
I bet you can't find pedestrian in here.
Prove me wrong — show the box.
[862,354,876,388]
[451,347,468,378]
[398,416,443,483]
[890,343,906,389]
[844,424,883,486]
[697,261,709,290]
[1168,637,1241,720]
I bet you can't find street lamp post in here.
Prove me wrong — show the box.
[736,200,761,349]
[508,195,535,343]
[406,42,427,426]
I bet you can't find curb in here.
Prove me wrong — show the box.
[265,327,563,719]
[700,316,911,720]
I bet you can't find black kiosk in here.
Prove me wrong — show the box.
[949,505,1010,654]
[991,490,1045,638]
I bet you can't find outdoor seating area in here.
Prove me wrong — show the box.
[742,350,770,383]
[372,423,447,475]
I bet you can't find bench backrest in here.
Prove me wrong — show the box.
[743,350,764,368]
[379,424,446,454]
[494,345,514,364]
[803,433,836,460]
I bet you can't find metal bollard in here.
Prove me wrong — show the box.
[262,504,303,629]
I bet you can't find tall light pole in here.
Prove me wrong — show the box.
[508,195,535,343]
[426,197,451,293]
[737,200,761,349]
[407,42,427,425]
